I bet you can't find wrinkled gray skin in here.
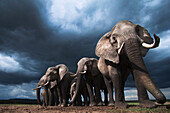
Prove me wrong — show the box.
[41,84,59,106]
[95,20,166,108]
[70,77,89,106]
[34,64,75,107]
[33,75,61,106]
[70,57,108,106]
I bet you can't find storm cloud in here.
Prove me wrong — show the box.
[0,0,169,99]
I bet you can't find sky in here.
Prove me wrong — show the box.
[0,0,170,100]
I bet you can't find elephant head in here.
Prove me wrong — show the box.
[76,57,99,76]
[95,20,166,104]
[96,20,160,64]
[33,75,58,106]
[70,57,100,104]
[44,64,69,85]
[33,64,69,105]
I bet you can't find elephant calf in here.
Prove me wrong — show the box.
[70,77,89,106]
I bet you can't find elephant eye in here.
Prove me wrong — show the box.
[110,35,117,44]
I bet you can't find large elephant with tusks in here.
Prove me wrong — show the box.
[95,20,166,108]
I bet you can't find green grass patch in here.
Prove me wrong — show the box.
[127,102,139,105]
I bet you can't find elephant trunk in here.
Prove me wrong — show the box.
[36,87,42,106]
[125,38,166,104]
[70,73,82,104]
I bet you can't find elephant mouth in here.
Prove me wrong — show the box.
[141,34,160,48]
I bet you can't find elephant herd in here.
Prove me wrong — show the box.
[33,20,166,108]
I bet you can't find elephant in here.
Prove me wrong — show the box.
[95,20,166,108]
[40,83,59,106]
[33,75,61,106]
[70,77,89,106]
[70,57,108,106]
[33,64,76,107]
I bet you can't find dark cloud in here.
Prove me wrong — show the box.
[0,0,169,92]
[141,0,170,34]
[145,56,170,88]
[0,71,39,85]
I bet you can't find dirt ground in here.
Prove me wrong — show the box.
[0,103,170,113]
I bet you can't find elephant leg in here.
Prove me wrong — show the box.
[119,67,131,103]
[57,87,62,106]
[133,75,156,108]
[86,82,96,106]
[77,94,82,106]
[103,75,114,106]
[48,89,53,106]
[42,93,45,106]
[104,89,108,106]
[94,86,102,106]
[44,86,49,106]
[60,85,68,107]
[93,77,103,106]
[53,88,59,106]
[108,65,128,108]
[82,93,88,106]
[82,87,88,106]
[61,91,67,107]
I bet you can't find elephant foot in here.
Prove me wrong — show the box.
[108,102,114,106]
[139,100,156,108]
[61,103,68,107]
[84,104,88,106]
[84,102,89,106]
[58,104,62,106]
[115,102,128,109]
[97,101,103,106]
[89,101,96,106]
[70,104,74,106]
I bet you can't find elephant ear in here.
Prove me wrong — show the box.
[50,80,57,89]
[55,64,69,81]
[95,31,119,64]
[135,25,153,44]
[135,25,153,57]
[77,57,90,66]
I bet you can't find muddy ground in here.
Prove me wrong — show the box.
[0,103,170,113]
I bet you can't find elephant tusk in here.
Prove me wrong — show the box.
[44,81,49,86]
[118,42,125,55]
[79,70,87,74]
[142,34,160,48]
[32,88,37,90]
[32,86,42,90]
